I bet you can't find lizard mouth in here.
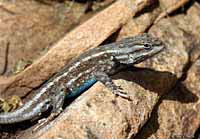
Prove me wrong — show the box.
[134,45,165,64]
[153,44,165,54]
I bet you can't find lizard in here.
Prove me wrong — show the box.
[0,33,165,124]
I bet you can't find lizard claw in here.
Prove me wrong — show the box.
[32,110,62,132]
[33,118,48,132]
[113,86,132,100]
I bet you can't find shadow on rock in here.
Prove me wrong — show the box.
[113,66,198,103]
[114,66,198,139]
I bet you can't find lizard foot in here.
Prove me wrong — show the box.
[33,109,63,132]
[112,86,132,101]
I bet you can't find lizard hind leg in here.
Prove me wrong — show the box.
[43,90,66,124]
[33,91,66,132]
[51,90,66,115]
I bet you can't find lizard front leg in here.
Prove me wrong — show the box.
[93,71,131,100]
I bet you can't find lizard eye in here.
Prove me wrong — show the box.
[144,44,152,50]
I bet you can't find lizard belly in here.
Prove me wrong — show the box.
[66,78,97,98]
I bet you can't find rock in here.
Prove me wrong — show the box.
[135,2,200,139]
[31,70,174,139]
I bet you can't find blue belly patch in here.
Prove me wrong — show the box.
[66,78,97,98]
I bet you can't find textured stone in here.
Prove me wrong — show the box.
[136,58,200,139]
[135,3,200,139]
[0,0,84,75]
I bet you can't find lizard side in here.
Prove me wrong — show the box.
[0,33,165,124]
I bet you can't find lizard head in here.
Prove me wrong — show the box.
[114,33,165,64]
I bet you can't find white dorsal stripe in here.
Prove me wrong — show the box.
[66,45,143,76]
[67,67,95,87]
[115,55,129,60]
[36,44,144,95]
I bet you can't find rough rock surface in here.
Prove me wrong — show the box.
[135,59,200,139]
[0,0,85,75]
[135,2,200,139]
